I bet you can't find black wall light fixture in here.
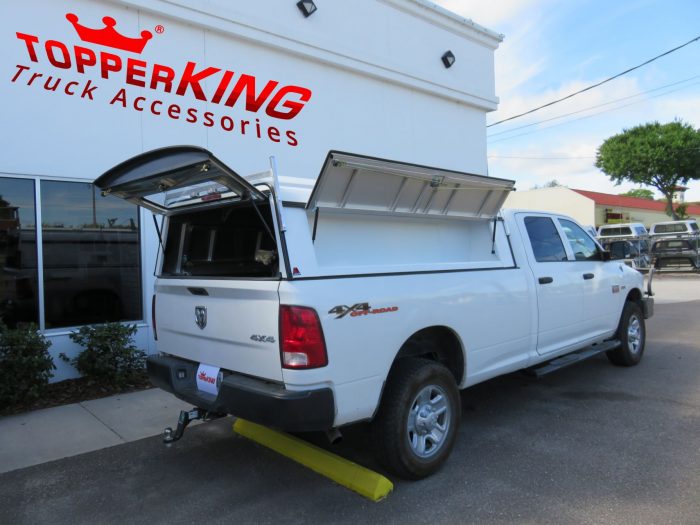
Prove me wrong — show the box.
[441,50,456,68]
[297,0,318,17]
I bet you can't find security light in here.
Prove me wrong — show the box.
[297,0,317,17]
[441,50,456,68]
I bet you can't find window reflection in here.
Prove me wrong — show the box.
[0,178,39,327]
[560,220,600,261]
[41,181,142,328]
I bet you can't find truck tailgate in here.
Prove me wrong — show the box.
[155,280,282,382]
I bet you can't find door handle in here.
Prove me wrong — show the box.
[583,273,595,280]
[538,277,553,284]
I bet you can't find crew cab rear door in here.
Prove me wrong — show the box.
[516,213,586,355]
[94,146,267,215]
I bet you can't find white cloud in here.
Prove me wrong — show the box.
[433,0,700,203]
[486,79,700,202]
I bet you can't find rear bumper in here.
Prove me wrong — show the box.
[147,355,335,432]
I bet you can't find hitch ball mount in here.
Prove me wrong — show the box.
[163,408,224,444]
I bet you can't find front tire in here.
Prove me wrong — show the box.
[372,358,460,479]
[606,301,646,366]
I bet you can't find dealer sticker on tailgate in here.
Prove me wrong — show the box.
[196,363,221,396]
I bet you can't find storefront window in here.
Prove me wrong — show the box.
[40,181,142,328]
[0,178,39,327]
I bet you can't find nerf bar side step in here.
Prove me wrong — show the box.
[525,340,621,379]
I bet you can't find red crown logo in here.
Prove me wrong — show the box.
[66,13,152,54]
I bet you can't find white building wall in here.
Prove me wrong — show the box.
[504,187,596,226]
[0,0,501,380]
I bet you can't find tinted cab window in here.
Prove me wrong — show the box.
[524,216,567,262]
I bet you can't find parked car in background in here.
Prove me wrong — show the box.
[649,220,699,238]
[649,220,699,271]
[652,239,700,270]
[598,223,649,239]
[597,223,650,269]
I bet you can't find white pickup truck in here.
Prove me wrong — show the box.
[96,146,653,479]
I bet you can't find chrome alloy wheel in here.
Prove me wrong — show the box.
[406,384,451,459]
[627,314,643,354]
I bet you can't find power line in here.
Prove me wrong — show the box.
[487,74,700,139]
[489,144,700,164]
[488,155,595,160]
[487,34,700,128]
[488,79,700,144]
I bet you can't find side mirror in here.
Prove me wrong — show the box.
[601,249,611,261]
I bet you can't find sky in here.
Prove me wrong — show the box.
[433,0,700,202]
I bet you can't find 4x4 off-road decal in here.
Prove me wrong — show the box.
[250,334,275,343]
[329,303,399,319]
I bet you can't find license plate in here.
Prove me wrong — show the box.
[196,363,221,396]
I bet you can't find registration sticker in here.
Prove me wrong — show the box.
[196,363,221,395]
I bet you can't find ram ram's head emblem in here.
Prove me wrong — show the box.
[195,306,207,330]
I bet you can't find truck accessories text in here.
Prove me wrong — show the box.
[11,13,312,147]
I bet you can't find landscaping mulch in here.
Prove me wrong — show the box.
[1,370,153,417]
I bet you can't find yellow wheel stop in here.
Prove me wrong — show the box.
[233,419,393,502]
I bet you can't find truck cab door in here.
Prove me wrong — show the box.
[557,218,624,337]
[516,213,585,355]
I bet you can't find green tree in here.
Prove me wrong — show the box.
[531,179,564,189]
[619,188,655,200]
[595,121,700,220]
[674,202,690,219]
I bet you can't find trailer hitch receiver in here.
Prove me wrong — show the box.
[163,408,223,444]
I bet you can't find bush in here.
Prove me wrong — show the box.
[63,323,145,387]
[0,323,54,406]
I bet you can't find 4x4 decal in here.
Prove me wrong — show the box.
[329,303,399,319]
[250,335,275,343]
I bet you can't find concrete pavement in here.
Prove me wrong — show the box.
[0,274,696,476]
[0,388,193,474]
[1,297,699,524]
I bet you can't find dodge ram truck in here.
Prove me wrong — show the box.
[96,146,653,479]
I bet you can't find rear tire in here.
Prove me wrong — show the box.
[606,301,645,366]
[371,358,460,479]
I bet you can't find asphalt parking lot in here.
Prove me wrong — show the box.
[1,274,699,524]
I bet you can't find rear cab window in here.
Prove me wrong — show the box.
[654,223,689,234]
[600,226,632,237]
[653,240,691,251]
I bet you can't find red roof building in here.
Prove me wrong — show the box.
[505,186,700,227]
[572,189,700,216]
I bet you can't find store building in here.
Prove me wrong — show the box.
[505,187,700,228]
[1,0,503,380]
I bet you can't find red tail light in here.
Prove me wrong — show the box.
[152,294,158,341]
[279,305,327,369]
